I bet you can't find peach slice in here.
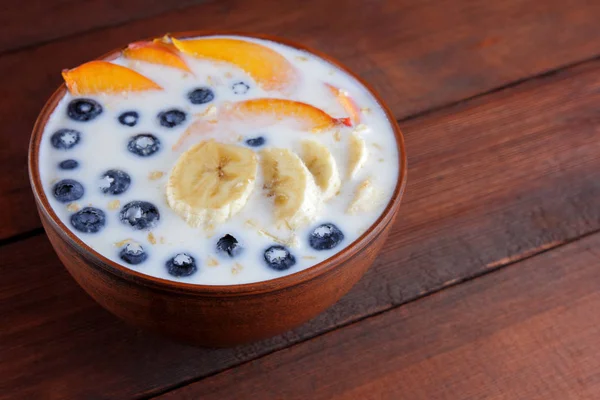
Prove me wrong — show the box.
[62,61,162,95]
[326,83,361,125]
[174,98,350,150]
[226,98,351,131]
[123,41,192,73]
[171,37,297,91]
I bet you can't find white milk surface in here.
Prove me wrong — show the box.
[39,35,400,285]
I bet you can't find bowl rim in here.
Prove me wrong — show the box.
[28,31,408,296]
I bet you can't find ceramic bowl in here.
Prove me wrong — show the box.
[28,32,407,347]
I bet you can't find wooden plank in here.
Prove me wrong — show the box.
[0,0,207,54]
[2,55,600,398]
[158,232,600,399]
[1,0,600,239]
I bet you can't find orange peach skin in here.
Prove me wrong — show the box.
[62,61,162,95]
[124,41,192,73]
[171,37,297,92]
[326,83,361,125]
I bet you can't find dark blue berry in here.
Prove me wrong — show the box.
[166,253,197,277]
[308,223,344,250]
[216,234,243,258]
[264,245,296,271]
[52,179,84,203]
[99,169,131,195]
[232,81,250,95]
[245,136,265,147]
[118,111,139,127]
[158,109,187,128]
[119,242,148,265]
[50,129,81,150]
[70,207,105,233]
[58,159,79,170]
[127,134,160,157]
[187,87,214,104]
[119,201,160,230]
[67,98,103,122]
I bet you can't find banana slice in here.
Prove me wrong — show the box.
[167,140,258,228]
[348,132,368,179]
[347,178,381,214]
[261,148,323,228]
[300,140,341,200]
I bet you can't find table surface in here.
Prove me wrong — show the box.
[3,0,600,398]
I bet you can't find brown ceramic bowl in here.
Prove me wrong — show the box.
[28,32,407,347]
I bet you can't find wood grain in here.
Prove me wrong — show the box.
[3,54,600,398]
[0,0,207,54]
[159,232,600,400]
[2,0,600,239]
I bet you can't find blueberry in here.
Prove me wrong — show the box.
[119,201,160,230]
[245,136,265,147]
[308,223,344,250]
[232,81,250,95]
[99,169,131,195]
[119,242,148,265]
[118,111,139,127]
[216,234,243,258]
[70,207,105,233]
[158,109,187,128]
[264,245,296,271]
[67,98,103,122]
[58,159,79,170]
[127,134,160,157]
[50,129,81,150]
[52,179,84,203]
[187,87,215,105]
[166,253,197,277]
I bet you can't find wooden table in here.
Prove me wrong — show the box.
[2,0,600,398]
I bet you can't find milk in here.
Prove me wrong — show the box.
[38,35,400,285]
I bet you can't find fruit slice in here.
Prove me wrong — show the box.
[300,140,341,200]
[227,98,351,131]
[347,132,368,178]
[166,140,258,228]
[326,83,361,125]
[62,61,162,95]
[171,37,297,91]
[173,98,351,150]
[123,41,192,73]
[347,179,381,214]
[261,148,323,228]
